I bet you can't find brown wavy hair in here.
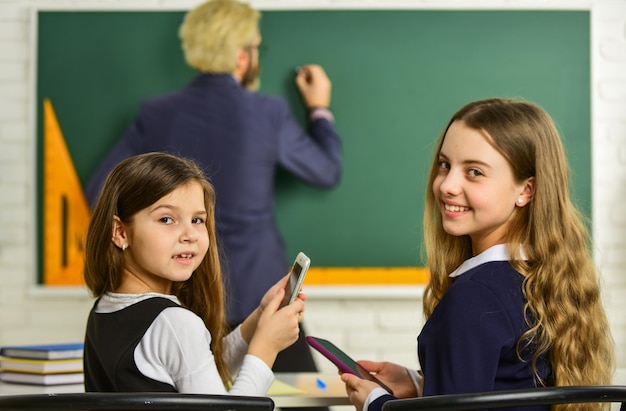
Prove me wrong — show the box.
[84,152,231,385]
[422,98,614,411]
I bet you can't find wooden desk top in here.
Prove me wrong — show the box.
[272,372,351,408]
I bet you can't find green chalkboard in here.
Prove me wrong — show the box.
[37,9,590,269]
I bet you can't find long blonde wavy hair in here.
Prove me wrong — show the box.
[422,98,614,410]
[84,152,232,385]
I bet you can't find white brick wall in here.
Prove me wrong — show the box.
[1,0,625,382]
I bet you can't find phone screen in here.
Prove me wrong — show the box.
[288,263,303,297]
[313,337,361,373]
[306,336,393,394]
[281,254,309,307]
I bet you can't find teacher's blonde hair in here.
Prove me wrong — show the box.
[179,0,260,73]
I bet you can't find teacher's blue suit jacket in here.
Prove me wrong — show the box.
[85,74,342,323]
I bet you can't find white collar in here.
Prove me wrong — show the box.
[96,292,180,313]
[449,244,524,278]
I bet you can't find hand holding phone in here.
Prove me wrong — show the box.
[306,336,393,394]
[280,252,310,307]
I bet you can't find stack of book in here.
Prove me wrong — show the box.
[0,342,84,386]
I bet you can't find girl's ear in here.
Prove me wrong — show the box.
[111,215,128,250]
[516,177,535,207]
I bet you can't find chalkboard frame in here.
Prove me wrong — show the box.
[34,7,591,285]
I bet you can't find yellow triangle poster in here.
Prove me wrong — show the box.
[43,99,90,286]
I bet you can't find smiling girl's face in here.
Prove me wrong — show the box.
[433,120,529,255]
[113,181,209,294]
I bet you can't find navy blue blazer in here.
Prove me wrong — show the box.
[417,262,551,408]
[85,74,342,323]
[368,261,551,411]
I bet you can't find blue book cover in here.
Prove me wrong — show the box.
[0,343,83,360]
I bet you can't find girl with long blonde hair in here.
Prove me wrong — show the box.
[341,98,613,411]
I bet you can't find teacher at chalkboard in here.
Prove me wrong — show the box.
[84,0,342,392]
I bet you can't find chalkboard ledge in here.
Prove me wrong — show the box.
[306,267,429,286]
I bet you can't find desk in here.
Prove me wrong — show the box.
[271,373,351,408]
[0,372,351,409]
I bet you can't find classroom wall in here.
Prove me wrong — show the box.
[0,0,625,378]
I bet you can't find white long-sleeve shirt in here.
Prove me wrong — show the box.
[96,292,274,395]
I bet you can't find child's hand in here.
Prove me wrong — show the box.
[260,272,308,313]
[259,273,290,313]
[356,361,418,398]
[341,373,381,411]
[247,287,304,367]
[239,273,307,346]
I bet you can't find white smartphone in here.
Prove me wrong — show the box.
[281,252,310,307]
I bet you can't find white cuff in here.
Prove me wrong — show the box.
[363,387,391,411]
[406,368,423,397]
[310,107,335,123]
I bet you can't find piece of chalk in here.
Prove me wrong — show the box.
[295,66,312,81]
